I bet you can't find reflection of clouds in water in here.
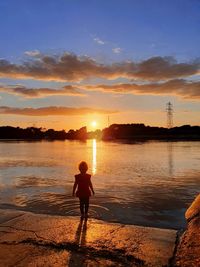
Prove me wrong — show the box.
[100,171,200,199]
[15,176,69,188]
[0,159,61,168]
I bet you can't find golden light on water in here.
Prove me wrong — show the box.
[92,139,97,175]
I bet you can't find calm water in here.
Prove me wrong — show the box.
[0,140,199,229]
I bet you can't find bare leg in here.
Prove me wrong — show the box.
[79,198,84,218]
[84,197,89,217]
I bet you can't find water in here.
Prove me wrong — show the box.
[0,139,199,229]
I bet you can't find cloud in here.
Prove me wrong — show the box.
[2,79,199,100]
[0,53,199,82]
[112,47,122,54]
[0,84,85,98]
[93,37,105,45]
[82,79,200,99]
[24,50,40,57]
[0,106,117,116]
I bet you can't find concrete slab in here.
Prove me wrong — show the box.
[0,244,127,267]
[0,209,177,267]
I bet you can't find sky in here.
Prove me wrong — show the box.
[0,0,199,130]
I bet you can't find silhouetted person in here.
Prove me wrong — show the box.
[72,161,95,219]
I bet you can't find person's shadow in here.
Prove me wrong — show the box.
[68,219,88,266]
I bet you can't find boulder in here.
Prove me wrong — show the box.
[175,193,200,267]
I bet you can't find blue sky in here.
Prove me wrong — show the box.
[1,0,200,60]
[0,0,199,129]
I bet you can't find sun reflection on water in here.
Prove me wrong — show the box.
[0,140,199,229]
[92,139,97,175]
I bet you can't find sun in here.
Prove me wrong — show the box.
[91,121,97,129]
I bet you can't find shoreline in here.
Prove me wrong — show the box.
[0,206,184,231]
[0,137,200,142]
[0,194,199,266]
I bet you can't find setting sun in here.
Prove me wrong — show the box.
[91,121,97,129]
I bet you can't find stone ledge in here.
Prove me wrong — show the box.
[0,209,177,267]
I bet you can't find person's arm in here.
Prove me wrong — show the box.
[89,179,95,195]
[72,180,78,196]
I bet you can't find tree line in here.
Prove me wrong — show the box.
[0,124,199,141]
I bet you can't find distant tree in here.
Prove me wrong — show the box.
[0,124,199,141]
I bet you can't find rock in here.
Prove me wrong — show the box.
[185,193,200,222]
[175,193,200,267]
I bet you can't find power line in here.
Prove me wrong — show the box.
[166,102,173,129]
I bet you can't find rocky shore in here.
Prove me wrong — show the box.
[174,193,200,267]
[0,194,199,266]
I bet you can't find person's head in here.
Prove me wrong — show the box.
[78,161,88,174]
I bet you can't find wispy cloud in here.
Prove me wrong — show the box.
[0,106,118,116]
[0,84,85,98]
[1,53,199,82]
[24,50,40,57]
[93,37,105,45]
[82,79,200,99]
[112,47,122,54]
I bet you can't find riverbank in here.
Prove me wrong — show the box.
[0,194,199,266]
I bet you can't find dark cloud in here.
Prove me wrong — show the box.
[0,53,199,82]
[0,84,85,98]
[0,106,117,116]
[82,79,200,99]
[1,79,199,100]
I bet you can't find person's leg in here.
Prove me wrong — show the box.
[84,197,89,216]
[79,198,84,217]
